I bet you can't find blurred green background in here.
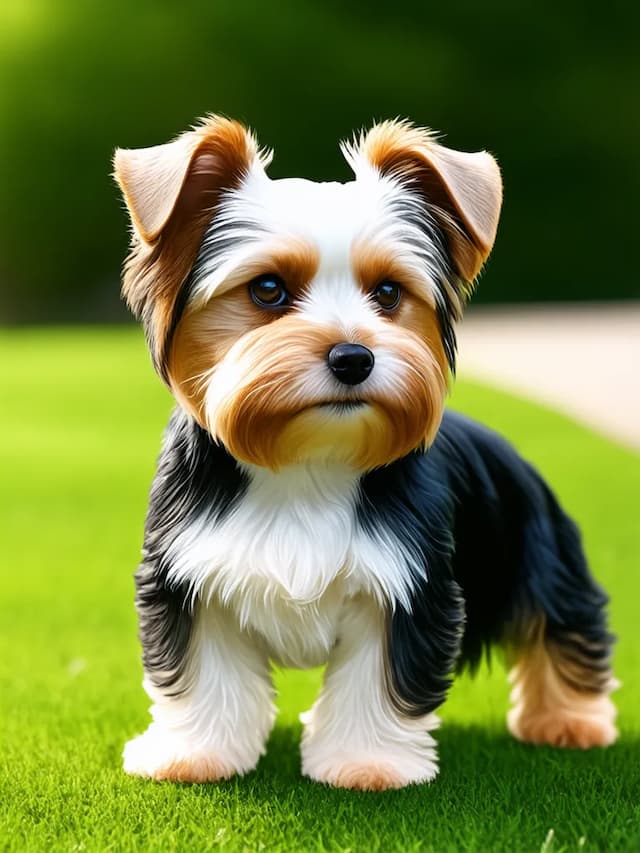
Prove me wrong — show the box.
[0,0,637,324]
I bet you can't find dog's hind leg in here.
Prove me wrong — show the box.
[506,616,618,748]
[431,412,618,750]
[504,500,618,749]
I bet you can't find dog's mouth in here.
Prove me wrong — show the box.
[315,400,367,414]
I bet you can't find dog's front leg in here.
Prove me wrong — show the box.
[124,599,275,783]
[301,594,441,791]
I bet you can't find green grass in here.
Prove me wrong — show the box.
[1,327,639,852]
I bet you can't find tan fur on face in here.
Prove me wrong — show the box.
[507,619,618,749]
[206,316,352,468]
[168,242,320,421]
[276,404,395,471]
[171,277,446,471]
[211,314,444,470]
[114,116,264,371]
[352,239,449,381]
[169,287,264,422]
[353,239,437,304]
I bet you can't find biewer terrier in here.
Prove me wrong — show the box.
[114,116,617,790]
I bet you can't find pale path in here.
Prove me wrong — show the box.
[456,303,640,451]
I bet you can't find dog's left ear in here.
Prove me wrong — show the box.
[350,120,502,282]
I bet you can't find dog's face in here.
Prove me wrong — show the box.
[115,117,501,470]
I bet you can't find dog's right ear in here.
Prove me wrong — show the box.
[114,134,205,246]
[114,116,267,373]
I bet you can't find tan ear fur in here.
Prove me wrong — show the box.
[113,115,264,373]
[357,120,502,282]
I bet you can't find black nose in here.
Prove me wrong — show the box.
[327,343,374,385]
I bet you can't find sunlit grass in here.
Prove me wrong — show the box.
[1,327,638,851]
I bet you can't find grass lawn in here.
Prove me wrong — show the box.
[1,327,639,852]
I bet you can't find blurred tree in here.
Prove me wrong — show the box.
[0,0,637,322]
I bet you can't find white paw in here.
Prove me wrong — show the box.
[123,725,238,783]
[301,749,439,790]
[300,707,441,791]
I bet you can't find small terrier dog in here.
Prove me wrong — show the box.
[114,116,618,790]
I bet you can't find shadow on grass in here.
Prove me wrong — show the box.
[241,721,640,791]
[197,723,640,850]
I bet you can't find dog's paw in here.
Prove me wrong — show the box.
[508,696,618,749]
[327,761,407,791]
[123,727,236,783]
[302,750,438,791]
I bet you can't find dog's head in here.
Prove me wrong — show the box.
[115,116,501,470]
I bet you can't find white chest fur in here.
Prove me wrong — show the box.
[165,462,418,668]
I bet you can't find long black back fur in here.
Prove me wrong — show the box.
[360,410,614,717]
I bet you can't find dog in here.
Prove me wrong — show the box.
[114,116,618,790]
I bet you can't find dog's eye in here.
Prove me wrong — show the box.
[372,280,402,312]
[249,275,290,309]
